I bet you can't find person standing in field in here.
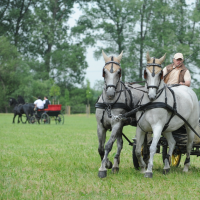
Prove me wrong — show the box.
[163,53,191,87]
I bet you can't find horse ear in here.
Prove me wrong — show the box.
[160,70,163,79]
[144,69,147,79]
[117,51,123,63]
[146,52,151,62]
[102,50,109,62]
[159,53,166,64]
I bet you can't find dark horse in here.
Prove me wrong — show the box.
[9,96,34,123]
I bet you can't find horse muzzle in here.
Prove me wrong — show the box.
[148,88,157,101]
[106,87,116,100]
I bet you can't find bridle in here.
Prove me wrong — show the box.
[144,57,163,93]
[102,56,121,91]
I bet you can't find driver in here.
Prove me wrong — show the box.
[34,96,44,110]
[163,53,191,87]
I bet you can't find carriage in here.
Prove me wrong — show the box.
[29,104,64,124]
[132,124,200,169]
[96,51,200,178]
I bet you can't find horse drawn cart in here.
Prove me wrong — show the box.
[29,104,64,124]
[131,123,200,169]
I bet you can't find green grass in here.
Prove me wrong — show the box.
[1,114,200,199]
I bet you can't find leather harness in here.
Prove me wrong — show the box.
[95,59,133,130]
[95,58,200,139]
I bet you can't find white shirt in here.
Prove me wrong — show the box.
[34,99,44,109]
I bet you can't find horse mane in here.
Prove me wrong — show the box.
[17,95,25,104]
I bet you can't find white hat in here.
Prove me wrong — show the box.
[174,53,184,60]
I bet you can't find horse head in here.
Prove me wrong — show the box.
[17,95,25,104]
[102,50,123,100]
[9,98,18,106]
[144,52,166,101]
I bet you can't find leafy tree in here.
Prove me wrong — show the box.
[0,36,23,112]
[86,79,92,106]
[72,0,139,81]
[0,0,35,53]
[50,84,61,104]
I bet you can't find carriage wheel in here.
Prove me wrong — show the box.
[162,146,181,167]
[29,116,37,124]
[20,114,28,124]
[55,114,64,124]
[40,113,50,124]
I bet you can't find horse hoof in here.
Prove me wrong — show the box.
[112,167,119,174]
[105,161,113,169]
[163,168,170,175]
[144,172,153,178]
[98,170,107,178]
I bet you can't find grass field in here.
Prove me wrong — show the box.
[1,113,200,199]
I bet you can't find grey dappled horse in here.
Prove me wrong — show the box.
[134,52,199,178]
[96,51,144,178]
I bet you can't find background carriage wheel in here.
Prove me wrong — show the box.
[55,114,64,125]
[20,114,28,124]
[40,113,50,124]
[29,116,37,124]
[162,146,181,167]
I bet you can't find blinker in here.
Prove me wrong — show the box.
[144,69,147,79]
[102,68,105,77]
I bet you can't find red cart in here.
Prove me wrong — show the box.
[30,104,64,124]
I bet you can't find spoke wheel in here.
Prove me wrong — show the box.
[29,116,37,124]
[162,146,181,167]
[55,114,64,124]
[40,113,50,124]
[20,114,28,124]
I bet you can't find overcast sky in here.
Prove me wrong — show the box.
[68,0,196,87]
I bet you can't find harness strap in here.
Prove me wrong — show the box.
[96,81,134,130]
[100,110,111,131]
[162,87,176,132]
[122,102,200,138]
[95,103,131,111]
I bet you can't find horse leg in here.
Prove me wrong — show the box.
[98,123,121,178]
[135,127,146,173]
[13,113,17,123]
[112,130,123,174]
[25,111,30,123]
[97,124,107,161]
[183,125,195,172]
[162,132,176,174]
[145,125,163,178]
[18,114,22,123]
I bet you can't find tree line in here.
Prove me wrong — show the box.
[0,0,200,113]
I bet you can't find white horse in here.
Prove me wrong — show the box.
[134,52,199,178]
[96,51,144,178]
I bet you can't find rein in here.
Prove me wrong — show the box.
[117,85,200,138]
[95,81,133,131]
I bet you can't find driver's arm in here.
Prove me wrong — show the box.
[180,70,191,87]
[180,81,191,87]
